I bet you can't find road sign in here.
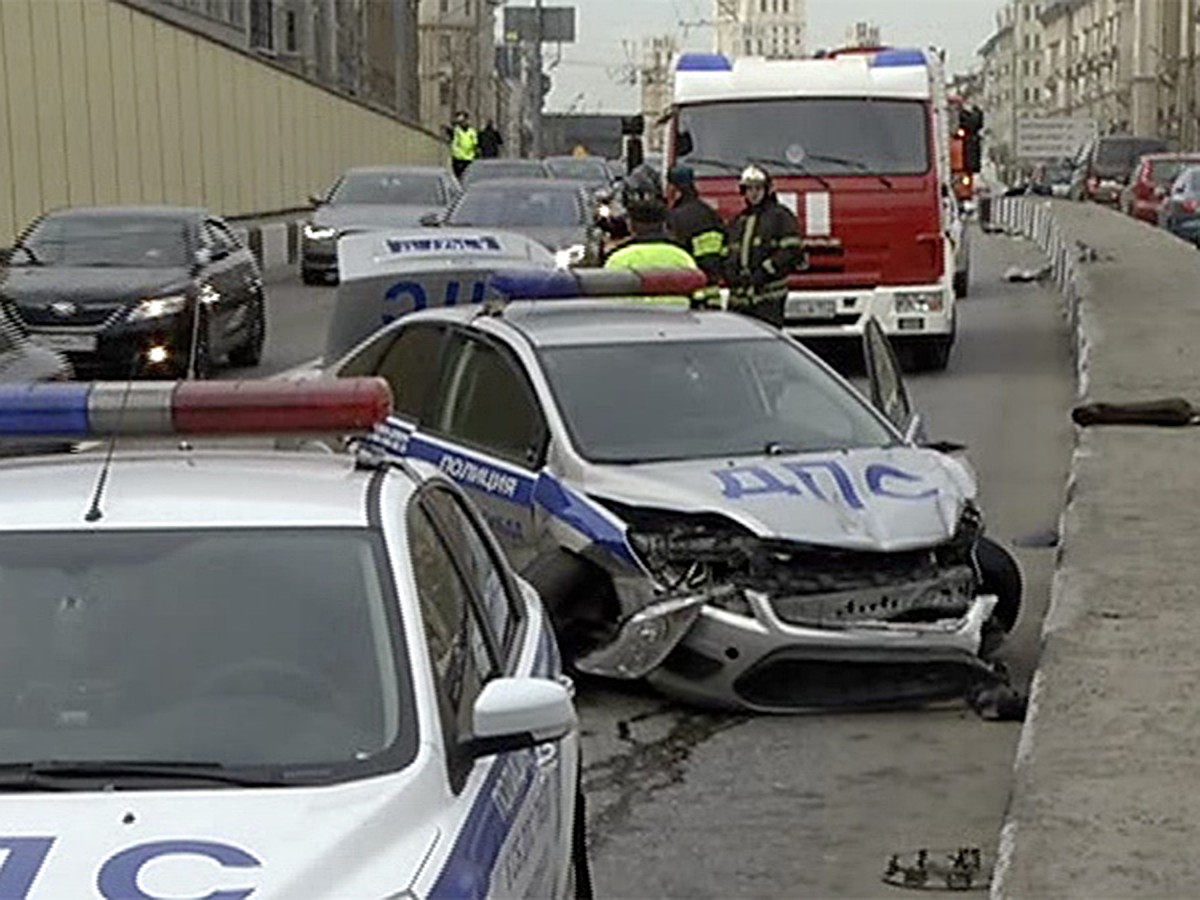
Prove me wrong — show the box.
[1016,117,1097,161]
[503,7,576,44]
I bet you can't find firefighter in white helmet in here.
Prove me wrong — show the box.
[726,165,805,327]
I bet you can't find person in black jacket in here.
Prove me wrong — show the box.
[666,165,728,286]
[727,165,805,327]
[478,120,504,159]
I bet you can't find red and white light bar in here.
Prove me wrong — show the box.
[0,378,393,438]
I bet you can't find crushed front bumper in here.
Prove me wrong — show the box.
[646,592,1000,713]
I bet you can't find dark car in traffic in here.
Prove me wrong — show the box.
[430,178,602,267]
[460,158,551,187]
[301,165,461,285]
[1,207,264,379]
[544,155,615,190]
[1070,135,1170,205]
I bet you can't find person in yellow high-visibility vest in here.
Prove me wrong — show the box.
[605,164,704,307]
[447,111,478,180]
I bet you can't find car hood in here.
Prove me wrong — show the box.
[1,267,192,306]
[3,771,443,898]
[581,445,977,552]
[314,205,444,231]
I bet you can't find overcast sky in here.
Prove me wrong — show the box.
[512,0,1002,113]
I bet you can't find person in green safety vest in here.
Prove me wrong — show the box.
[447,111,479,180]
[604,164,701,307]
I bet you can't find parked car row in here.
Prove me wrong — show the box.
[301,156,625,285]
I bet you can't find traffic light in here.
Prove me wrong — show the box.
[958,106,985,174]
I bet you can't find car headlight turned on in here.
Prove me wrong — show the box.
[304,223,337,241]
[894,290,945,314]
[554,243,588,269]
[127,294,188,322]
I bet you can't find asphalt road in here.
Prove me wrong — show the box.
[246,232,1075,898]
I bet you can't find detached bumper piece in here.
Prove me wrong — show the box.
[574,586,736,680]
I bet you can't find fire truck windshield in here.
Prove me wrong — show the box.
[676,98,930,179]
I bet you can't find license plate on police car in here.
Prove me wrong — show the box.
[791,298,837,319]
[33,333,97,353]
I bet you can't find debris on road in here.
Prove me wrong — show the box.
[1072,397,1199,427]
[1003,264,1053,283]
[883,847,990,892]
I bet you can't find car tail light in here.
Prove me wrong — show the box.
[1181,198,1199,214]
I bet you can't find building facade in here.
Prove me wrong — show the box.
[978,1,1048,172]
[417,0,503,134]
[1040,0,1200,146]
[845,21,882,49]
[715,0,807,60]
[125,0,421,120]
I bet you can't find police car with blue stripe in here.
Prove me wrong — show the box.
[318,233,1025,713]
[0,379,586,899]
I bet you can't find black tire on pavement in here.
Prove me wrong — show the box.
[572,778,594,900]
[954,268,970,299]
[300,267,324,286]
[180,307,213,380]
[229,292,266,368]
[977,535,1023,634]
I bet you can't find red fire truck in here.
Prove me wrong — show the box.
[668,47,969,370]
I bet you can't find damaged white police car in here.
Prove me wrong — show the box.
[0,379,585,899]
[322,239,1023,713]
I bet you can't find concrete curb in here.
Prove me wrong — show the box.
[987,198,1200,897]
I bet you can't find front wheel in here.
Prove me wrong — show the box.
[568,779,594,900]
[977,536,1023,656]
[228,292,266,367]
[953,268,969,299]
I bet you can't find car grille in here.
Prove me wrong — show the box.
[15,302,127,329]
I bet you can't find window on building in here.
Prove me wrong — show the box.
[761,0,767,12]
[439,81,452,107]
[440,0,448,12]
[783,0,789,12]
[1035,59,1041,77]
[745,40,753,55]
[248,0,273,51]
[284,10,297,53]
[1023,59,1030,76]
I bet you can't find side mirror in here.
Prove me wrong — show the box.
[466,677,575,759]
[193,247,214,268]
[309,193,324,207]
[676,130,694,158]
[419,212,442,227]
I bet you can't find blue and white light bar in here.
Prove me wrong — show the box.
[488,267,708,301]
[0,378,393,438]
[675,52,733,73]
[871,48,927,68]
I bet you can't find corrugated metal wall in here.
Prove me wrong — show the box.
[0,0,445,246]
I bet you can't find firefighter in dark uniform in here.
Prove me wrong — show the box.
[666,165,728,285]
[727,165,805,327]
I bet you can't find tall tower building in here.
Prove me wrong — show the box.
[715,0,807,60]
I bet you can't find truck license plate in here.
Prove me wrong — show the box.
[791,298,837,319]
[33,333,97,353]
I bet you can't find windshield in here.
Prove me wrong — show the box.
[545,158,610,186]
[463,161,548,185]
[1149,158,1200,186]
[540,337,897,463]
[678,98,929,178]
[1095,139,1168,176]
[21,216,190,268]
[449,186,584,228]
[0,528,414,785]
[331,172,444,206]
